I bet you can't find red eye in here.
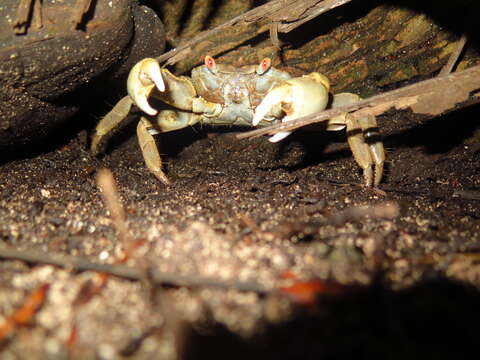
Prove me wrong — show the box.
[261,58,271,72]
[205,56,215,69]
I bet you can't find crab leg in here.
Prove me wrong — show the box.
[344,114,384,187]
[330,93,385,187]
[126,58,225,184]
[355,113,385,186]
[137,117,171,185]
[91,96,134,156]
[253,73,330,142]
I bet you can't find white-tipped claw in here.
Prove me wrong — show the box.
[269,131,292,143]
[127,58,165,116]
[252,87,288,127]
[140,61,165,92]
[253,85,294,141]
[135,92,158,116]
[253,73,330,142]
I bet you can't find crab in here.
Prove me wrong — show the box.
[91,56,385,186]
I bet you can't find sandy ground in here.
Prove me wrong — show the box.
[1,98,479,358]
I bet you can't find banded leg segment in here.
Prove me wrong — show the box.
[356,113,385,186]
[345,116,375,187]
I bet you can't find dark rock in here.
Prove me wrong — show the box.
[0,0,165,148]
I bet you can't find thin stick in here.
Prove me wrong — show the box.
[269,21,281,49]
[277,0,352,33]
[327,202,399,226]
[96,169,130,247]
[439,33,467,75]
[0,246,266,293]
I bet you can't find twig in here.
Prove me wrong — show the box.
[237,64,480,140]
[315,201,399,226]
[453,189,480,201]
[276,201,399,241]
[327,201,399,226]
[269,21,281,49]
[96,168,187,357]
[439,33,467,75]
[0,246,266,293]
[96,169,130,247]
[276,0,352,33]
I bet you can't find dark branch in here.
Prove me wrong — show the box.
[0,246,267,293]
[157,0,353,67]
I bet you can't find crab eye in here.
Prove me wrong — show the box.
[205,56,217,73]
[257,58,272,74]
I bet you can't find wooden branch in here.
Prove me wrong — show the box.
[237,64,480,140]
[276,0,352,33]
[157,0,353,71]
[0,246,267,293]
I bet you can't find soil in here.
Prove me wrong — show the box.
[1,1,480,358]
[1,98,479,359]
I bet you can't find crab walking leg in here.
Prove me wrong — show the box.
[253,73,330,142]
[357,114,385,186]
[137,111,203,184]
[91,96,134,155]
[331,93,385,186]
[136,117,171,185]
[345,116,375,187]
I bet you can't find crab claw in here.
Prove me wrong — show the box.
[253,73,330,142]
[127,58,165,116]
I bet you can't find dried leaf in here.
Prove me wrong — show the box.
[0,283,50,343]
[279,280,345,305]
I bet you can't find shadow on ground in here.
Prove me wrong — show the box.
[184,277,478,360]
